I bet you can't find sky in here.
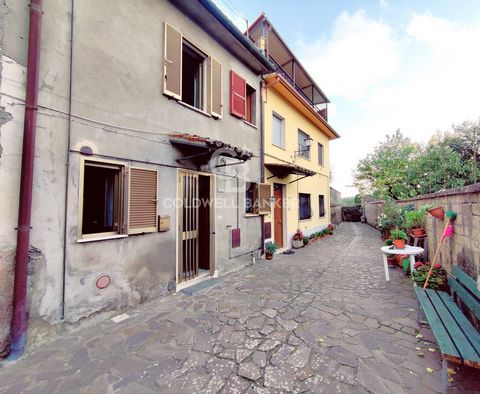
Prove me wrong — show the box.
[212,0,480,197]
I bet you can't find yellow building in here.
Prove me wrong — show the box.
[248,15,340,250]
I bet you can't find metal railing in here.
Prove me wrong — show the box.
[268,55,328,122]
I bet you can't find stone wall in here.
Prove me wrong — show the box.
[364,184,480,280]
[363,200,384,227]
[397,183,480,278]
[330,187,342,225]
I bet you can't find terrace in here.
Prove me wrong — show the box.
[247,14,330,121]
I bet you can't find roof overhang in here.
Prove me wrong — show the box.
[170,0,275,75]
[170,133,253,164]
[264,74,340,140]
[265,162,316,178]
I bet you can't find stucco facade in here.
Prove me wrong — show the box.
[263,84,335,249]
[0,0,272,354]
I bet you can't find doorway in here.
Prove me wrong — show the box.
[177,171,215,285]
[273,183,284,248]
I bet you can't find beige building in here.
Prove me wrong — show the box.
[247,15,340,250]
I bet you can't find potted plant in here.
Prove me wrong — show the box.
[384,240,396,268]
[378,201,406,240]
[292,229,304,249]
[265,241,278,260]
[391,227,408,249]
[411,262,447,290]
[327,223,335,233]
[303,237,309,246]
[405,208,427,237]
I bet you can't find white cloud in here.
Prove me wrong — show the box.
[296,10,480,196]
[299,10,399,100]
[211,0,248,32]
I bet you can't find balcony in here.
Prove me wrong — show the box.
[268,55,328,122]
[247,15,330,123]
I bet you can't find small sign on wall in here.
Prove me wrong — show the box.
[264,222,272,239]
[158,215,170,232]
[231,228,241,248]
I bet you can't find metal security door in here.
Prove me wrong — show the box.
[179,172,199,282]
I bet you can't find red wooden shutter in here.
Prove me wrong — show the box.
[230,70,246,118]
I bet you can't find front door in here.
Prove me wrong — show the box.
[179,172,199,283]
[178,171,215,284]
[273,184,284,248]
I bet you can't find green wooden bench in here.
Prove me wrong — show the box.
[414,266,480,394]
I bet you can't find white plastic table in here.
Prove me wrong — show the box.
[380,245,424,281]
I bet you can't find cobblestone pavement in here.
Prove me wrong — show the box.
[1,222,479,393]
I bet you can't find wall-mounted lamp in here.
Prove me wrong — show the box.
[294,136,313,158]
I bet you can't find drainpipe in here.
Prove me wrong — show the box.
[260,78,265,255]
[61,0,75,322]
[9,0,43,360]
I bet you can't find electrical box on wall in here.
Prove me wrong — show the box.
[158,215,170,232]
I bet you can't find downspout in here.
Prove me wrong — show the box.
[260,78,265,255]
[61,0,74,322]
[9,0,43,359]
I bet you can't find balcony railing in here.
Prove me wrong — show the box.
[268,55,328,122]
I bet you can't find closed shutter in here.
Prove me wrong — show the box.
[128,167,158,234]
[163,23,182,100]
[210,57,222,118]
[230,70,246,118]
[256,183,271,215]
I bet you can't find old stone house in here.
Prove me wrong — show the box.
[0,0,274,356]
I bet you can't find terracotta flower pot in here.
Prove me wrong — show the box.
[428,206,444,220]
[387,255,396,268]
[411,228,426,237]
[393,239,406,249]
[266,253,273,260]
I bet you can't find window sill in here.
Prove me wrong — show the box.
[243,120,257,129]
[244,213,260,217]
[271,143,286,151]
[77,234,128,243]
[297,156,311,161]
[178,101,212,118]
[299,218,312,222]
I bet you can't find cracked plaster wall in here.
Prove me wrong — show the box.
[1,0,264,354]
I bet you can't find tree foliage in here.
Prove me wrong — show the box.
[354,120,479,200]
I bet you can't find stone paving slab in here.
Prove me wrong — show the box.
[1,223,479,393]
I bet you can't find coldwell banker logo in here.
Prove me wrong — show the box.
[206,144,253,194]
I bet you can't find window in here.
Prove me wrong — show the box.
[298,129,310,159]
[299,193,311,220]
[319,195,325,217]
[245,182,271,215]
[246,84,256,124]
[245,182,256,214]
[163,23,222,116]
[318,143,324,166]
[182,42,205,110]
[272,113,285,148]
[82,161,124,236]
[79,159,158,240]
